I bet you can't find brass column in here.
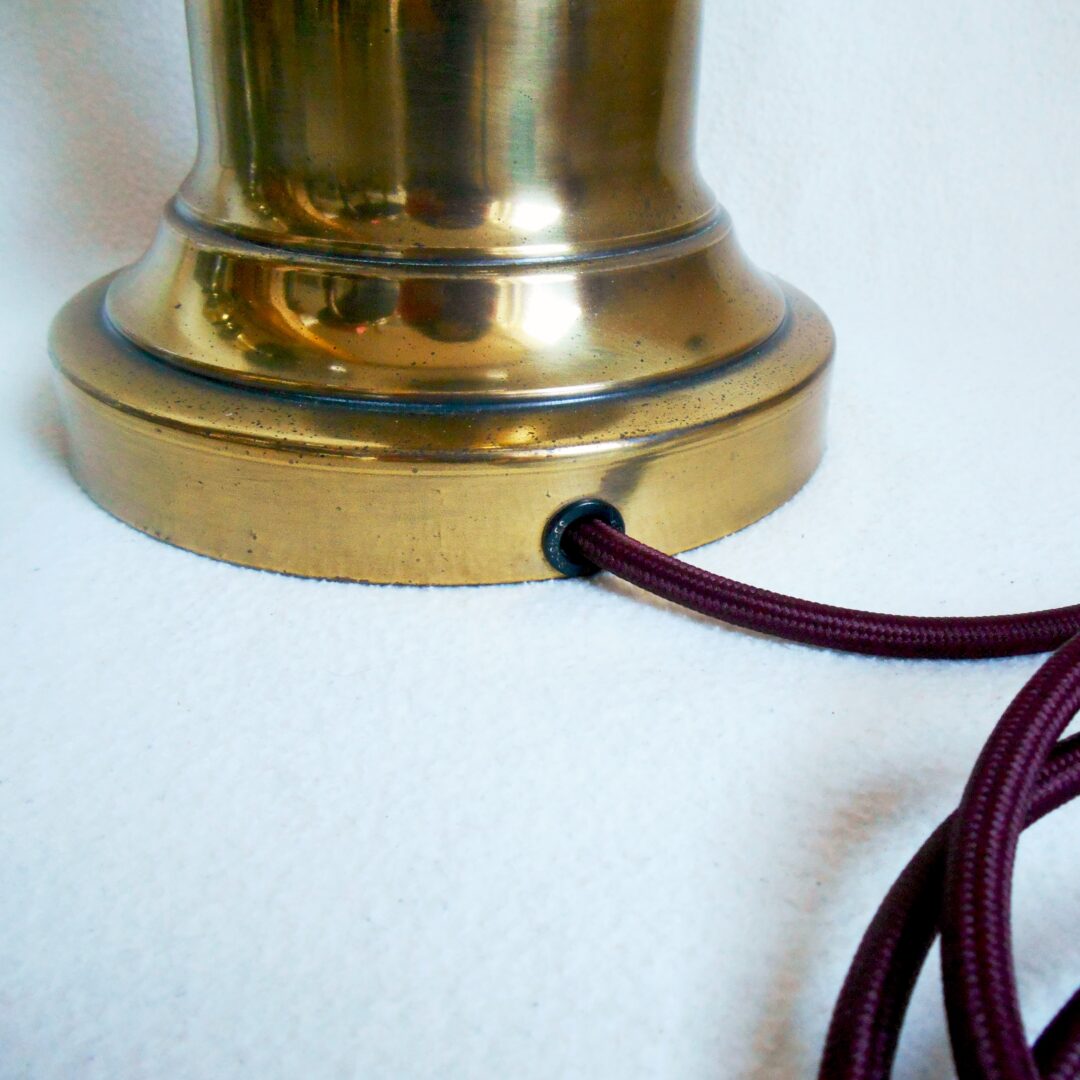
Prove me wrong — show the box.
[50,0,834,584]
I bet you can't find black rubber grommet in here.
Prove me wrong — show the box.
[543,499,626,577]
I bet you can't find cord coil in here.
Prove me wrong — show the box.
[560,515,1080,1079]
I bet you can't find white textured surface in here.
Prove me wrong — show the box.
[3,3,1080,1077]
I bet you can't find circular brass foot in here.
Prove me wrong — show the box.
[51,275,832,585]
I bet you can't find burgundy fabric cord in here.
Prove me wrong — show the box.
[562,517,1080,1078]
[941,634,1080,1080]
[565,520,1080,660]
[820,732,1080,1080]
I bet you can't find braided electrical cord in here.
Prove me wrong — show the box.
[562,517,1080,1079]
[565,520,1080,661]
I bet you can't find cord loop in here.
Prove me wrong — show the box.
[564,516,1080,1079]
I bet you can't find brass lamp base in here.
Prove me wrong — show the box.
[51,272,831,585]
[50,0,834,585]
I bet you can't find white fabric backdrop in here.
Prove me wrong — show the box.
[3,3,1080,1077]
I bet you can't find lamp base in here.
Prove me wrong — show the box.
[50,275,832,585]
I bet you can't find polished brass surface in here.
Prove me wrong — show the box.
[51,0,834,584]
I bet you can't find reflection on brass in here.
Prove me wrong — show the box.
[50,0,834,584]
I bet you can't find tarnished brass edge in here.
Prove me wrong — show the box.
[101,289,796,411]
[170,197,731,272]
[54,277,831,464]
[55,353,829,468]
[56,430,825,588]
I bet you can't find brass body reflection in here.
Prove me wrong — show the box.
[50,0,834,584]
